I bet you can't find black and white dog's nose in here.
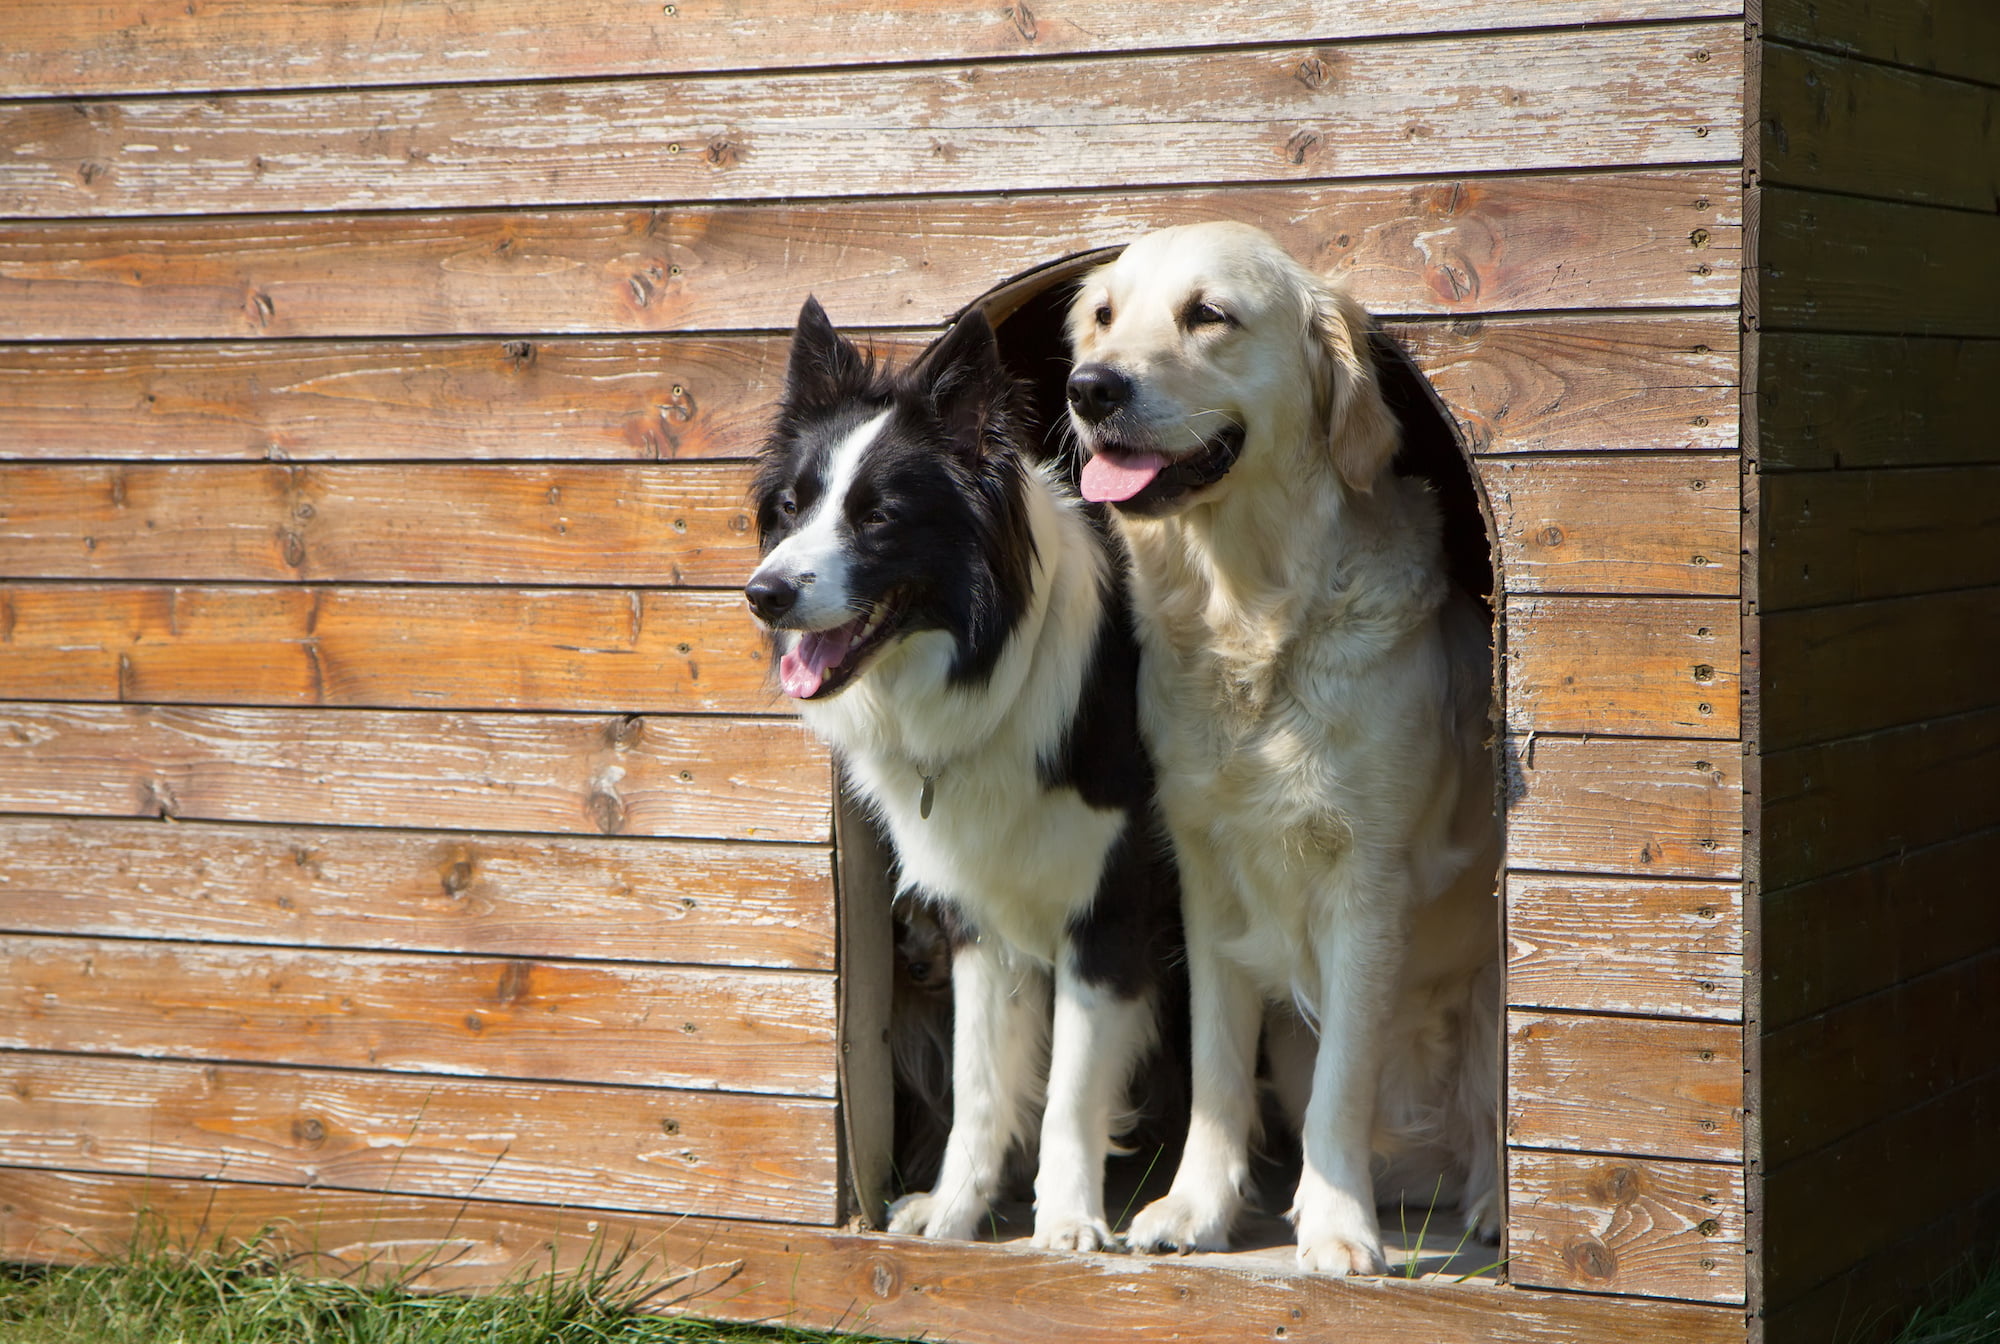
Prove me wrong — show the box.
[744,574,799,622]
[1066,364,1133,423]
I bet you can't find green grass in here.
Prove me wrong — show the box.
[4,1238,1996,1344]
[0,1235,891,1344]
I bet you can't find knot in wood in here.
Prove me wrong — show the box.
[1593,1163,1644,1206]
[1563,1236,1618,1281]
[862,1256,903,1300]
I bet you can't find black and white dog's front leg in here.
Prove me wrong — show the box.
[1031,950,1155,1250]
[888,932,1048,1240]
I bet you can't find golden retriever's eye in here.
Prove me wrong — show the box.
[1185,300,1233,329]
[1094,303,1113,327]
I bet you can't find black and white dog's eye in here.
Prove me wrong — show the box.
[778,493,799,518]
[1094,303,1113,328]
[861,508,891,528]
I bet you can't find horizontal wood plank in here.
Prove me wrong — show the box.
[1506,876,1742,1021]
[0,936,836,1096]
[1757,333,2000,471]
[1761,825,2000,1028]
[0,1170,1753,1344]
[0,337,790,464]
[1761,0,2000,87]
[1757,188,2000,337]
[0,703,831,843]
[1760,587,2000,750]
[1759,43,2000,210]
[0,316,1742,463]
[1507,1012,1744,1162]
[0,463,758,587]
[0,817,834,971]
[1760,704,2000,889]
[1760,949,2000,1167]
[0,1053,838,1224]
[1762,1069,2000,1314]
[1,29,1744,219]
[0,173,1743,340]
[1760,466,2000,608]
[1479,456,1739,597]
[1506,597,1740,738]
[1506,735,1743,879]
[1,0,1748,96]
[1507,1150,1745,1303]
[0,585,780,715]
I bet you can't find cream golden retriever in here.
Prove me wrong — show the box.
[1065,221,1500,1273]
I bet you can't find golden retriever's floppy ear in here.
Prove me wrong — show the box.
[1309,283,1401,495]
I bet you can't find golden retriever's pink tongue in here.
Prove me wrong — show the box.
[1081,450,1167,503]
[778,624,856,699]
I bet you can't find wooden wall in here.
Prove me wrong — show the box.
[1,3,1758,1340]
[1749,1,2000,1339]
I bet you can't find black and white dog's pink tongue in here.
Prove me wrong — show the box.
[779,624,857,699]
[1080,450,1167,503]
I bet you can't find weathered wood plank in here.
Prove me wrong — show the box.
[1478,457,1739,597]
[1508,1150,1745,1303]
[1761,705,2000,889]
[1761,949,2000,1167]
[0,1053,838,1223]
[1759,44,2000,210]
[0,703,831,844]
[1760,467,2000,609]
[1757,333,2000,472]
[1506,876,1742,1021]
[1507,1012,1744,1162]
[1386,313,1741,459]
[1762,1069,2000,1314]
[1,29,1744,219]
[1761,0,2000,87]
[0,1171,1753,1344]
[0,936,836,1096]
[1758,189,2000,337]
[0,0,1748,97]
[0,464,758,588]
[1761,587,2000,750]
[1505,735,1743,879]
[1506,597,1740,738]
[0,817,834,971]
[0,585,780,715]
[1762,825,2000,1029]
[0,173,1743,340]
[0,317,1740,463]
[0,337,791,464]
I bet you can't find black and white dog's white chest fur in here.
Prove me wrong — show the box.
[745,299,1178,1251]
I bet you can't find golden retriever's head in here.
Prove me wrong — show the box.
[1064,221,1398,516]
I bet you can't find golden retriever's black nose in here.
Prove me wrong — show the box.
[1067,364,1132,423]
[744,574,798,622]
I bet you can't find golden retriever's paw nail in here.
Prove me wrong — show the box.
[1296,1237,1387,1276]
[1031,1215,1115,1253]
[1126,1197,1233,1255]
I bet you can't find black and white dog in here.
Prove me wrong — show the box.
[744,298,1178,1251]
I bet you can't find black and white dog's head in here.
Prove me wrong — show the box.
[744,298,1038,700]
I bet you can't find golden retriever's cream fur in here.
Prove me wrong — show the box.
[1066,221,1500,1274]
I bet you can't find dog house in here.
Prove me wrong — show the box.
[1,3,1994,1341]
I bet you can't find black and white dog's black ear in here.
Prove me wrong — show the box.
[913,308,1016,457]
[781,295,873,415]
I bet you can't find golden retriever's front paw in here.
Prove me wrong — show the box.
[1295,1233,1387,1276]
[1125,1193,1235,1254]
[887,1190,983,1241]
[1031,1212,1116,1253]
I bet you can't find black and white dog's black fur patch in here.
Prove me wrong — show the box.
[745,298,1179,1250]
